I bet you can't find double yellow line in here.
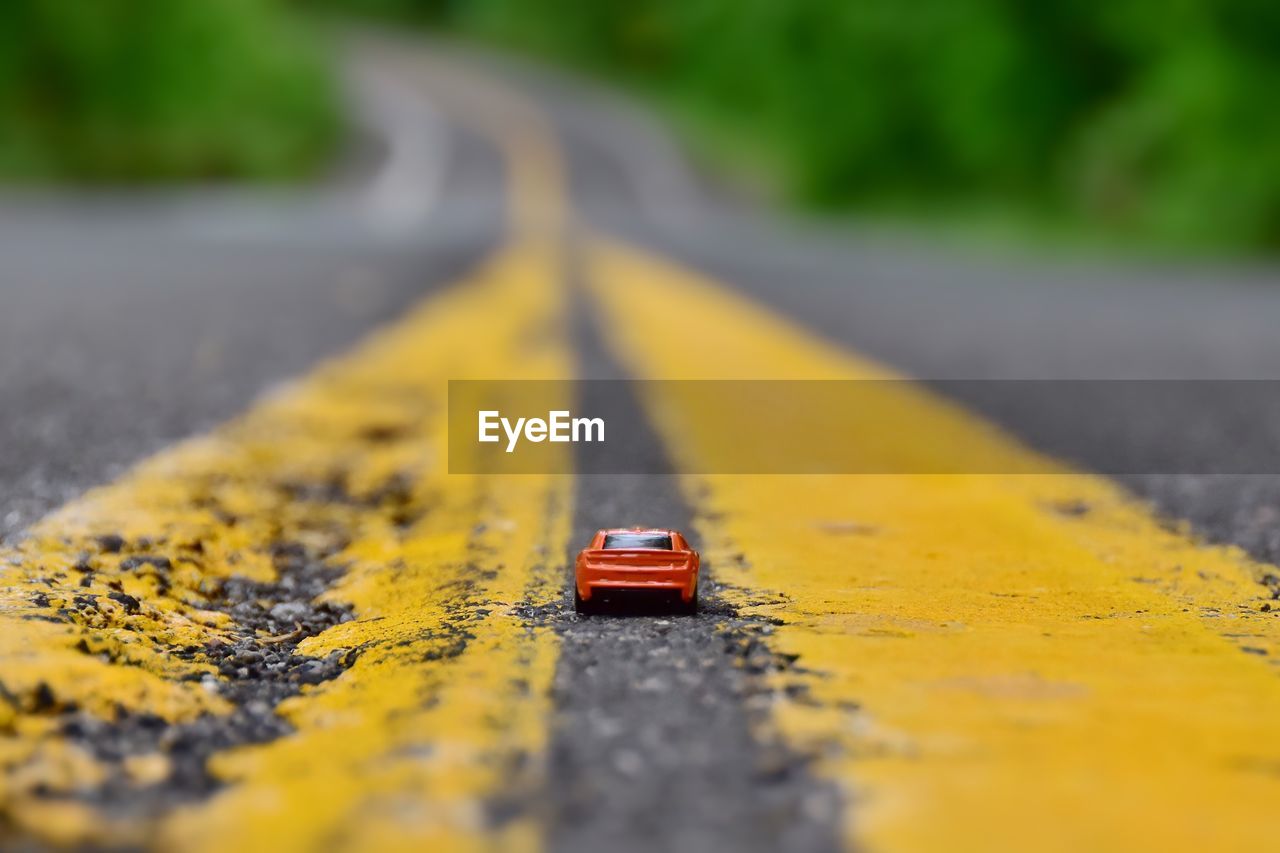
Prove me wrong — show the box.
[3,40,1280,853]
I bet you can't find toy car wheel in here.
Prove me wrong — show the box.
[679,586,699,616]
[574,588,593,615]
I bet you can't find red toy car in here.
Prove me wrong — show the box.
[574,528,700,615]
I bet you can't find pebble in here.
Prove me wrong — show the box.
[268,601,309,624]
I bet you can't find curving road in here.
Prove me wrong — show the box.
[2,30,1280,853]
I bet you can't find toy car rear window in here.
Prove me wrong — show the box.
[603,533,673,550]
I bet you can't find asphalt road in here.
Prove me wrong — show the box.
[2,30,1280,852]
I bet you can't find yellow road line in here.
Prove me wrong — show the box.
[586,240,1280,852]
[0,242,573,850]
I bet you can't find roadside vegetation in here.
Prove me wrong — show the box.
[329,0,1280,251]
[0,0,338,182]
[5,1,1275,250]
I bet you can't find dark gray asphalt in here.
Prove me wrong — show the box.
[544,254,841,853]
[3,31,1280,853]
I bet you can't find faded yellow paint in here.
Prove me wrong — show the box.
[165,480,568,853]
[0,242,573,849]
[587,240,1280,852]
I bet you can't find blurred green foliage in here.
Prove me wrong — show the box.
[331,0,1280,248]
[0,0,338,181]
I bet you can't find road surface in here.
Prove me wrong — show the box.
[2,31,1280,853]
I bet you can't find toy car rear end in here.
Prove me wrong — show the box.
[574,529,699,615]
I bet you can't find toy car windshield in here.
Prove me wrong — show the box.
[602,532,672,550]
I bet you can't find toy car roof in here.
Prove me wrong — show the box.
[599,526,678,535]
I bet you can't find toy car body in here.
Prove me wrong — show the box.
[574,528,700,615]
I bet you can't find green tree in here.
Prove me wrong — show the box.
[0,0,337,181]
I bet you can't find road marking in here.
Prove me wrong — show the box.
[586,239,1280,852]
[350,61,451,237]
[173,53,453,248]
[367,38,568,240]
[0,242,573,849]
